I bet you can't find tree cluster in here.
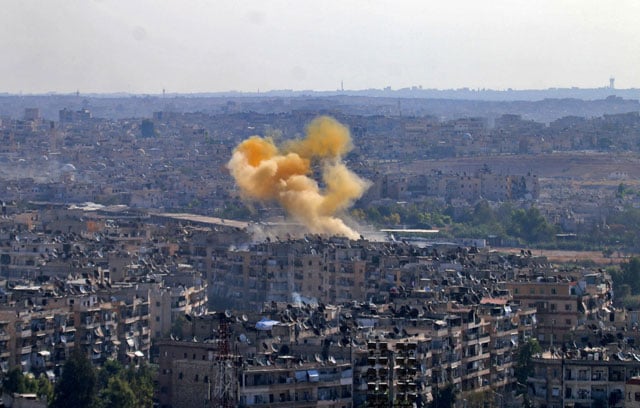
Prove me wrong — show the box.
[354,200,558,245]
[352,198,640,252]
[45,351,154,408]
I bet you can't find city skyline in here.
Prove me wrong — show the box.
[2,0,640,94]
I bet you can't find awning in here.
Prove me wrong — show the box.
[37,350,51,357]
[134,350,144,357]
[126,338,135,347]
[45,370,55,381]
[94,327,104,337]
[255,317,279,331]
[307,370,319,382]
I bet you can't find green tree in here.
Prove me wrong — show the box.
[97,377,136,408]
[509,207,556,243]
[471,200,497,226]
[51,350,97,408]
[3,367,26,394]
[97,359,124,390]
[515,338,542,388]
[36,374,54,404]
[124,363,155,408]
[618,283,632,299]
[610,258,640,297]
[429,384,456,408]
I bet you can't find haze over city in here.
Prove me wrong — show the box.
[2,0,640,94]
[4,1,640,407]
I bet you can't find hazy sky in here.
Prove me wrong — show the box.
[2,0,639,94]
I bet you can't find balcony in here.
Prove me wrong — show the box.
[17,329,32,338]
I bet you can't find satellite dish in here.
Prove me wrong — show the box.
[224,310,233,319]
[262,342,268,350]
[238,334,248,343]
[241,314,248,322]
[315,354,322,363]
[328,356,336,365]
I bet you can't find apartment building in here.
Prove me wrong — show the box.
[528,347,639,408]
[504,271,612,347]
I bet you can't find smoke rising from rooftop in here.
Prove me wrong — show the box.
[227,116,369,239]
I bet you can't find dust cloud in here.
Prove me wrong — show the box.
[227,116,369,239]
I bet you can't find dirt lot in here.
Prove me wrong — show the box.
[498,247,625,266]
[403,152,640,181]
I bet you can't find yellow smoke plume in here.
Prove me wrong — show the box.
[227,116,369,239]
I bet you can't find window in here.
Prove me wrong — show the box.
[550,303,556,311]
[551,288,557,294]
[565,304,572,311]
[514,288,519,294]
[635,392,640,401]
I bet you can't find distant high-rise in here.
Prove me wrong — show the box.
[609,77,615,89]
[24,108,40,122]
